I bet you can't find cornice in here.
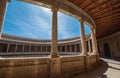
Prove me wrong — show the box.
[1,34,91,44]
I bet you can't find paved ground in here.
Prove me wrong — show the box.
[70,58,120,78]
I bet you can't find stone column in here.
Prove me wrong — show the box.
[35,46,37,52]
[91,27,98,55]
[70,44,72,52]
[50,7,61,78]
[88,39,91,54]
[0,0,10,39]
[22,45,24,52]
[7,43,9,52]
[51,7,59,58]
[75,44,77,52]
[60,45,62,52]
[65,45,67,52]
[15,44,17,52]
[79,18,87,56]
[29,45,31,52]
[46,46,47,52]
[40,45,42,52]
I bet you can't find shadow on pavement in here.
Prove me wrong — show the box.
[69,59,109,78]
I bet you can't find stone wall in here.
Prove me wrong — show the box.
[0,58,50,78]
[0,55,98,78]
[98,32,120,58]
[61,56,85,76]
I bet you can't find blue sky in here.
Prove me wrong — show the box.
[3,0,90,39]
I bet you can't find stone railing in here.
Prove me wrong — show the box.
[0,55,99,78]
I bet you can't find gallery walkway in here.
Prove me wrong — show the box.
[70,58,120,78]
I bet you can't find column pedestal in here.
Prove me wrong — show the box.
[50,58,61,78]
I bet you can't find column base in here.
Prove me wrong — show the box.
[87,52,92,55]
[89,52,99,64]
[90,52,99,55]
[50,53,60,58]
[51,55,60,58]
[80,52,88,56]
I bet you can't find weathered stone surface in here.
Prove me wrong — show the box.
[0,55,98,78]
[98,32,120,59]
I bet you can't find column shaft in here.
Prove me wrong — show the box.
[65,45,67,52]
[91,28,98,55]
[15,44,17,52]
[75,44,77,52]
[79,18,87,56]
[46,46,47,52]
[29,45,31,52]
[51,7,59,58]
[22,45,24,52]
[35,46,37,52]
[7,43,9,52]
[88,39,91,54]
[70,44,72,52]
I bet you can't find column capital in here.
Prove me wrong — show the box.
[5,0,11,2]
[8,0,11,2]
[90,27,96,31]
[78,17,84,23]
[51,7,58,12]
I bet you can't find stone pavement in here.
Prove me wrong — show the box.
[69,58,120,78]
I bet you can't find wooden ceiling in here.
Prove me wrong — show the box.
[68,0,120,39]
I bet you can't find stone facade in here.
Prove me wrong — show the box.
[0,34,92,57]
[98,32,120,59]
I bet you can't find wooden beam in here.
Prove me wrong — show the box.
[95,13,120,21]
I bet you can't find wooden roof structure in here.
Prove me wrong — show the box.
[68,0,120,39]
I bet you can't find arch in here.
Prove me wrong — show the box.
[0,43,8,52]
[104,43,111,58]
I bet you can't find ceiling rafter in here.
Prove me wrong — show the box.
[68,0,120,38]
[95,12,120,21]
[90,1,120,17]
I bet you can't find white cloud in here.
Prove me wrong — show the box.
[24,3,74,39]
[5,1,81,39]
[5,2,52,39]
[58,12,73,39]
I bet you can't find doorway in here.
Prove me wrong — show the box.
[104,43,111,58]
